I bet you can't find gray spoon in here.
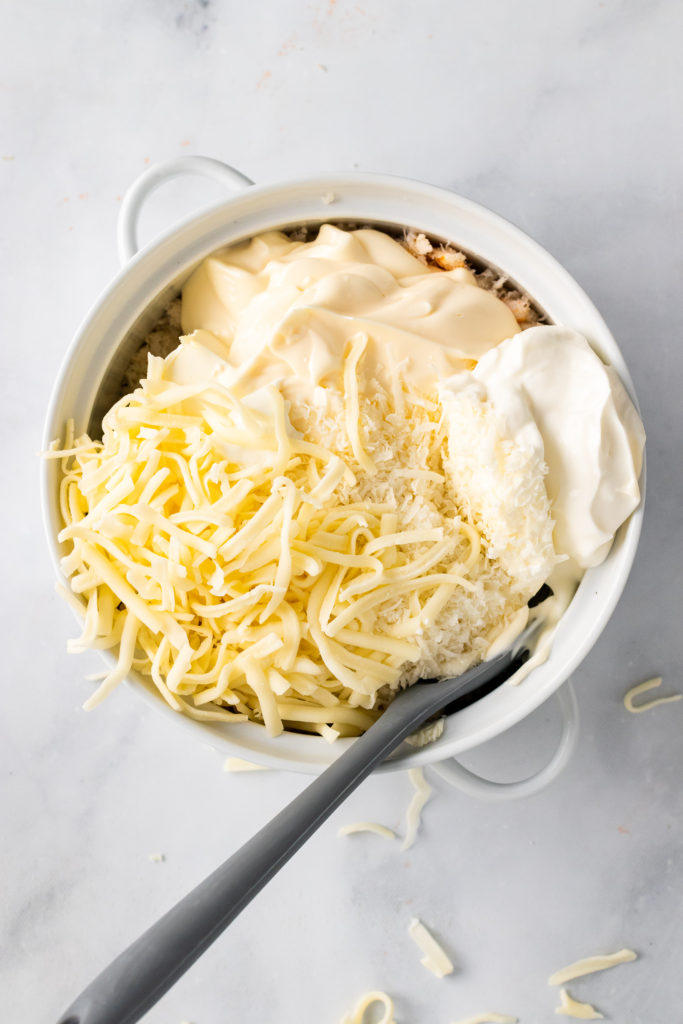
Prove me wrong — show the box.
[56,623,538,1024]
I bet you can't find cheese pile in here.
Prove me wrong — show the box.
[54,343,540,736]
[51,224,567,736]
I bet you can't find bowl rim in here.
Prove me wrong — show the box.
[41,170,645,774]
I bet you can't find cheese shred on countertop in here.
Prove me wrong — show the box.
[338,822,396,839]
[623,677,682,714]
[408,917,454,978]
[223,757,268,772]
[339,991,396,1024]
[554,988,603,1020]
[402,767,432,850]
[548,949,637,986]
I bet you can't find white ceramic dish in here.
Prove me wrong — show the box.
[41,156,645,795]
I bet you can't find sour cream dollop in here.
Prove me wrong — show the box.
[471,326,646,568]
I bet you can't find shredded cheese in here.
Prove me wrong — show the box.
[343,333,376,476]
[548,948,637,985]
[52,351,513,734]
[402,767,432,851]
[408,917,454,978]
[339,991,396,1024]
[554,988,603,1019]
[52,266,555,736]
[623,677,681,713]
[406,718,445,748]
[337,823,396,840]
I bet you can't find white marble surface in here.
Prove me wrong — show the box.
[3,1,683,1021]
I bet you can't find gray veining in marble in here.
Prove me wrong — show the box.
[2,1,682,1021]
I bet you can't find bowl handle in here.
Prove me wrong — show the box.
[117,155,254,265]
[431,680,579,800]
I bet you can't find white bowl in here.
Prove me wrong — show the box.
[42,158,644,787]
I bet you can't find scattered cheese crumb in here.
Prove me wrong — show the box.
[148,853,165,863]
[408,917,454,978]
[406,717,445,748]
[339,990,396,1024]
[554,988,603,1019]
[623,677,682,713]
[548,948,637,985]
[223,757,268,772]
[337,822,396,840]
[450,1015,517,1024]
[402,767,432,851]
[321,191,336,205]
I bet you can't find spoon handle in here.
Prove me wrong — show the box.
[56,652,512,1024]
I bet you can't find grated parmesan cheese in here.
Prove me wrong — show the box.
[405,717,445,748]
[438,375,555,595]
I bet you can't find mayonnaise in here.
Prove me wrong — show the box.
[180,224,520,406]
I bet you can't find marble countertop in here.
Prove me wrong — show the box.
[3,1,682,1021]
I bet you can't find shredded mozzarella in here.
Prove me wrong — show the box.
[343,333,376,476]
[52,319,549,735]
[339,991,396,1024]
[548,949,637,986]
[402,767,432,851]
[223,758,268,772]
[337,823,396,840]
[554,988,603,1019]
[408,917,454,978]
[623,677,681,713]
